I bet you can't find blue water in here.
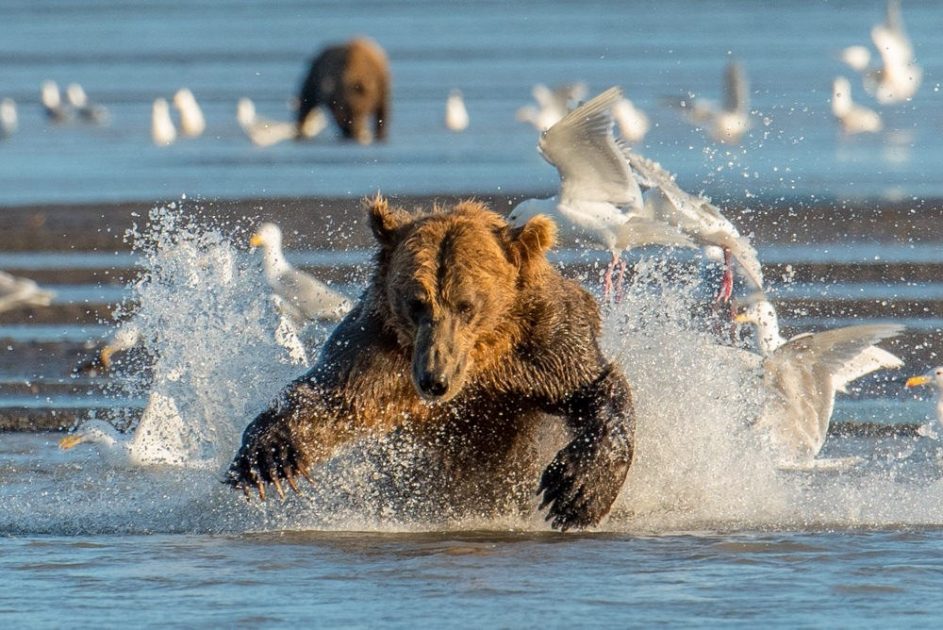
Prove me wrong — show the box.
[1,0,941,204]
[5,1,943,626]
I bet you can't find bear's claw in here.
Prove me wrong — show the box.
[537,431,631,532]
[225,419,312,502]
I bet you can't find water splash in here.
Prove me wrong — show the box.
[3,230,943,534]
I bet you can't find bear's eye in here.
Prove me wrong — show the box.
[455,301,475,318]
[407,298,427,322]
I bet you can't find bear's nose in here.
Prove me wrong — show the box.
[418,372,449,398]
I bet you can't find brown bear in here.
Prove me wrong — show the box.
[227,196,636,531]
[296,37,390,144]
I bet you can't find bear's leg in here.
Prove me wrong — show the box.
[226,382,354,500]
[537,364,635,531]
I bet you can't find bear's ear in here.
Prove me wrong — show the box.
[365,193,407,247]
[508,214,557,266]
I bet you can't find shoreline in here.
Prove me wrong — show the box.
[2,194,943,252]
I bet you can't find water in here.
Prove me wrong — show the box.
[4,0,943,625]
[1,0,942,203]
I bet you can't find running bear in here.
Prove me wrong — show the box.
[227,196,635,530]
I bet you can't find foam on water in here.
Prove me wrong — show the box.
[3,217,943,535]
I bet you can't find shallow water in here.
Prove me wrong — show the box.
[4,1,943,624]
[1,0,942,203]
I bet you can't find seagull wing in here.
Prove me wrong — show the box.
[724,61,749,114]
[539,86,643,208]
[276,267,352,322]
[832,345,903,393]
[629,151,763,288]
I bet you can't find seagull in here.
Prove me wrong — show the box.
[735,299,904,463]
[516,82,587,132]
[626,151,763,302]
[905,367,943,439]
[172,88,206,138]
[0,271,55,313]
[673,61,751,144]
[612,96,649,145]
[40,80,70,122]
[841,1,921,104]
[151,98,176,146]
[0,98,16,139]
[508,87,694,299]
[249,222,353,327]
[58,392,207,467]
[237,98,301,147]
[65,83,109,124]
[831,77,882,135]
[445,89,469,132]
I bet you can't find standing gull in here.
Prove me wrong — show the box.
[0,98,17,139]
[249,222,353,327]
[507,87,693,299]
[735,299,903,464]
[173,88,206,138]
[445,89,469,132]
[41,80,69,122]
[151,98,176,146]
[612,96,649,145]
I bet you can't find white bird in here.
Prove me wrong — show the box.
[627,151,763,301]
[508,87,694,299]
[0,271,55,313]
[0,98,17,139]
[735,299,904,463]
[674,61,751,145]
[867,0,922,103]
[841,1,921,104]
[172,88,206,137]
[237,98,301,147]
[58,392,204,467]
[151,98,176,146]
[445,89,469,132]
[612,96,650,145]
[41,80,69,122]
[516,82,587,132]
[905,367,943,439]
[249,222,353,326]
[832,77,882,135]
[65,83,109,124]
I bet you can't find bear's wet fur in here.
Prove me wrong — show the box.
[297,37,390,144]
[227,196,636,530]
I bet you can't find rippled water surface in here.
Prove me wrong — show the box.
[4,0,943,626]
[1,0,942,203]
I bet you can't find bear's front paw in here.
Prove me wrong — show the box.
[537,433,631,532]
[226,420,311,502]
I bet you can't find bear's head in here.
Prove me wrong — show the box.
[367,194,556,403]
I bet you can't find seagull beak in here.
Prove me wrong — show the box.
[905,376,932,389]
[732,313,750,324]
[99,346,114,371]
[58,434,85,450]
[249,233,263,248]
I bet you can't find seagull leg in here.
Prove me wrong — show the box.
[602,255,617,301]
[713,248,734,303]
[614,257,628,303]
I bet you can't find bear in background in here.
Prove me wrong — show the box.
[227,196,636,531]
[296,37,390,144]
